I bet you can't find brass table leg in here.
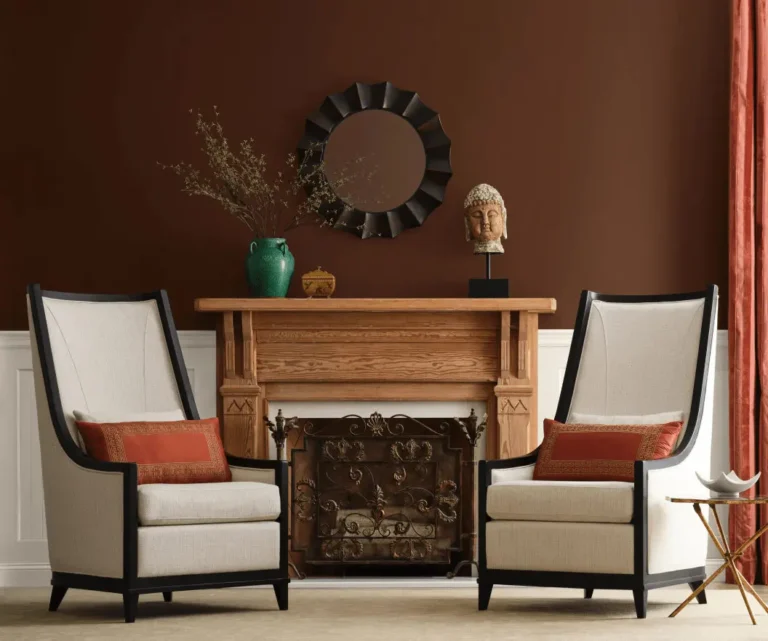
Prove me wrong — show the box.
[288,561,306,580]
[446,559,478,579]
[670,503,768,624]
[712,505,768,615]
[709,504,756,625]
[734,566,768,613]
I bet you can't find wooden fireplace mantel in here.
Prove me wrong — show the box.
[195,297,556,460]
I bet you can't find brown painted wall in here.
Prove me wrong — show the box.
[1,0,729,330]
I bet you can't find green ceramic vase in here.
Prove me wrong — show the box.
[245,238,295,297]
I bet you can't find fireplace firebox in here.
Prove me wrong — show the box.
[288,412,476,577]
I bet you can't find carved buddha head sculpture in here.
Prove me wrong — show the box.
[463,184,507,254]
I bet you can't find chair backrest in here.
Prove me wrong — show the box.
[27,287,198,452]
[555,287,718,455]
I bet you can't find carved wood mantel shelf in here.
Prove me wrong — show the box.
[195,298,556,460]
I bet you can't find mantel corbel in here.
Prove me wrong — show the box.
[219,309,265,457]
[490,309,539,459]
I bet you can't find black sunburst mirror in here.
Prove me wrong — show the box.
[298,81,453,239]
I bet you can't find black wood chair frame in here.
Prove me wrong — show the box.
[28,285,290,623]
[477,286,718,618]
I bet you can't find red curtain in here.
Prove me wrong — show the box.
[729,0,768,584]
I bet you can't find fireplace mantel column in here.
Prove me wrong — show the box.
[491,310,538,459]
[218,310,266,458]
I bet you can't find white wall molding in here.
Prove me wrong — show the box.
[538,329,576,348]
[0,329,217,351]
[0,562,53,588]
[0,331,35,349]
[0,329,729,587]
[174,330,216,350]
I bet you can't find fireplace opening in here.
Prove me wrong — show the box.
[286,412,478,578]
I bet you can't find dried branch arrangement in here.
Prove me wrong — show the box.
[159,108,366,238]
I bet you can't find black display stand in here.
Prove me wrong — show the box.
[468,253,508,298]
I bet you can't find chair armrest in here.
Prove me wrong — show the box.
[227,455,283,484]
[485,450,539,470]
[482,450,539,484]
[479,452,539,521]
[227,456,289,524]
[44,449,136,579]
[635,455,709,575]
[233,459,292,574]
[640,449,693,473]
[635,453,706,497]
[226,455,283,469]
[478,454,538,570]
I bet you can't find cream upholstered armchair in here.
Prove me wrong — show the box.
[478,287,717,618]
[27,285,289,623]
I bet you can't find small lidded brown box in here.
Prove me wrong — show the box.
[301,267,336,298]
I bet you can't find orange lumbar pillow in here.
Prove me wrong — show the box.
[533,418,682,483]
[76,417,231,485]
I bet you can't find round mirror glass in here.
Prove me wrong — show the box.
[322,110,426,213]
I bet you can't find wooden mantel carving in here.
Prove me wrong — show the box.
[195,298,556,460]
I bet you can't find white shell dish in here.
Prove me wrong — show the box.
[695,470,761,498]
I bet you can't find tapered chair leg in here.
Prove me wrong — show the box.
[273,581,288,611]
[162,592,173,603]
[123,593,139,623]
[478,581,493,611]
[48,586,68,612]
[584,589,594,599]
[688,581,707,604]
[633,589,648,619]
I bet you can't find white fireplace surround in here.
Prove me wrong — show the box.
[0,329,729,587]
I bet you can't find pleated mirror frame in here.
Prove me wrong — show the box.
[298,81,453,239]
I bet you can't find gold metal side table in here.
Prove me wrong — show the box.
[668,497,768,625]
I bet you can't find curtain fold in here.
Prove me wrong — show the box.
[729,0,768,584]
[755,0,768,585]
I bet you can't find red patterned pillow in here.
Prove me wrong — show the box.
[533,419,682,482]
[76,418,231,485]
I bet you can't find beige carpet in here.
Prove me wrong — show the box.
[1,585,766,641]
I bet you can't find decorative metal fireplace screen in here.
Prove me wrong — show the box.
[290,413,475,576]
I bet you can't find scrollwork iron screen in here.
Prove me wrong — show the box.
[290,413,474,576]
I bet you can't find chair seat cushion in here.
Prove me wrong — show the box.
[138,522,279,576]
[487,479,634,523]
[486,521,634,573]
[138,481,280,526]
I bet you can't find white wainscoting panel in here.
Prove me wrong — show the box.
[0,330,216,586]
[0,329,728,586]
